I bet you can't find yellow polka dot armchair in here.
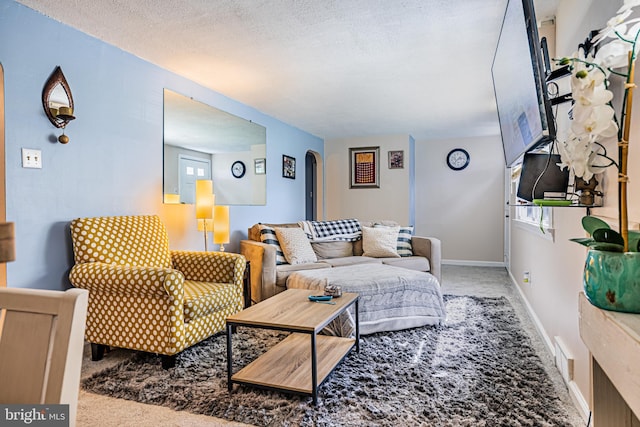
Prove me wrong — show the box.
[68,215,246,368]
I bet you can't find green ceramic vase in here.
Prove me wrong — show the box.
[583,249,640,313]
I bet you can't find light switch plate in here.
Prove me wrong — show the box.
[22,148,42,169]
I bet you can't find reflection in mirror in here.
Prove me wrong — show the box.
[163,90,267,206]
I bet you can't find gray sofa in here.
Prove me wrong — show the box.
[240,220,442,303]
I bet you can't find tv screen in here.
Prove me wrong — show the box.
[492,0,556,167]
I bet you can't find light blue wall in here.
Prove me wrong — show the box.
[0,0,324,290]
[408,135,415,227]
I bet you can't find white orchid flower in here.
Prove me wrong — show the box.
[594,39,632,69]
[557,4,639,185]
[618,1,640,14]
[557,133,597,181]
[593,9,633,46]
[571,104,617,138]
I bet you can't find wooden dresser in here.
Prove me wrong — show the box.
[579,292,640,426]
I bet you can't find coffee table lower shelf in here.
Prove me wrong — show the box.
[231,332,355,395]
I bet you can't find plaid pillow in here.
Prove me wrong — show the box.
[258,225,288,265]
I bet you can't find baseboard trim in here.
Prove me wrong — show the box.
[569,380,591,422]
[442,259,505,267]
[509,270,555,355]
[508,270,591,422]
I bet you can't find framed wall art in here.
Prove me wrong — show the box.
[282,154,296,179]
[349,146,380,188]
[254,158,266,175]
[388,150,404,169]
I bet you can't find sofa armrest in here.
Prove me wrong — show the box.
[69,263,184,299]
[240,240,277,302]
[411,236,442,284]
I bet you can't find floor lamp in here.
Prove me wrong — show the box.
[213,205,229,251]
[195,180,214,251]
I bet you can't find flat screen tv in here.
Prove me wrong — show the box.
[492,0,556,167]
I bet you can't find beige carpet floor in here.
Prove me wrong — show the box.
[76,265,585,426]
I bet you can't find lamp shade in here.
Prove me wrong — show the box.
[213,206,230,244]
[195,180,214,219]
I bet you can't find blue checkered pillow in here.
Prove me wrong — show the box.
[258,225,288,265]
[397,226,414,257]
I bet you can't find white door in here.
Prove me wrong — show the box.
[179,155,211,204]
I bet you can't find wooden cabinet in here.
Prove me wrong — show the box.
[579,293,640,426]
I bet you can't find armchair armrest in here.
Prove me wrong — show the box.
[170,250,246,286]
[411,236,442,284]
[240,240,277,302]
[69,263,184,298]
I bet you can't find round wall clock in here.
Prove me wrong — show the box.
[231,160,246,178]
[446,148,470,171]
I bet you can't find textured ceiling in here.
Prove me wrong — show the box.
[16,0,559,141]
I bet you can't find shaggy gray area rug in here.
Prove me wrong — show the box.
[82,295,576,426]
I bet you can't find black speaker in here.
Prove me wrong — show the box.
[517,153,569,202]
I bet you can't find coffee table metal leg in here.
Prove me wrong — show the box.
[226,323,233,392]
[311,332,318,405]
[355,298,360,353]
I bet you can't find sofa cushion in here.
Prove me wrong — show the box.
[183,280,238,322]
[381,256,430,272]
[249,222,299,242]
[362,226,400,258]
[319,256,382,267]
[397,226,414,257]
[374,224,414,257]
[311,241,354,259]
[275,262,331,286]
[258,225,287,265]
[353,220,400,255]
[275,227,317,265]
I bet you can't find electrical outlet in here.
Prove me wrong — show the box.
[22,148,42,169]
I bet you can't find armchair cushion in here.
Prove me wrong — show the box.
[183,281,239,322]
[71,215,171,268]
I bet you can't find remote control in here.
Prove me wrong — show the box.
[308,295,333,302]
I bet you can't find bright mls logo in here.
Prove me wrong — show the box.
[1,405,68,426]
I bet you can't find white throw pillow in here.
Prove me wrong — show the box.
[274,227,318,265]
[362,226,400,258]
[375,224,414,257]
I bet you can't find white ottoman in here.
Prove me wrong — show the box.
[287,263,446,335]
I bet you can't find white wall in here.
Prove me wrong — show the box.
[211,144,266,205]
[325,134,413,224]
[416,136,505,264]
[509,0,633,416]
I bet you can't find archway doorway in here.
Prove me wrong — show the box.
[305,150,322,221]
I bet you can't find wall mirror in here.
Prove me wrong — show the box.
[42,66,75,129]
[163,89,267,205]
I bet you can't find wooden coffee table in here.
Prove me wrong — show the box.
[226,288,359,404]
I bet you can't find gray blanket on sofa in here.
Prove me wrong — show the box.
[287,264,445,335]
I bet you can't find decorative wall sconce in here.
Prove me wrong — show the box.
[42,66,75,144]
